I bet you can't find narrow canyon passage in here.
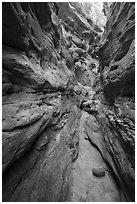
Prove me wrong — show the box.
[2,2,135,202]
[71,111,121,202]
[2,95,123,202]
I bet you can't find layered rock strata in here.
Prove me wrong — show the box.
[92,2,135,201]
[2,2,135,202]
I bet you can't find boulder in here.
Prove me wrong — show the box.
[92,167,106,177]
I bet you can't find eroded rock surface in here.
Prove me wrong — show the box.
[98,2,135,101]
[2,2,135,202]
[91,2,135,201]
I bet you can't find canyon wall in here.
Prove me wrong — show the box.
[2,2,135,202]
[94,2,135,201]
[3,3,77,201]
[99,2,135,101]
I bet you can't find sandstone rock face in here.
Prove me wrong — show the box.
[2,2,135,202]
[2,4,78,200]
[70,2,106,32]
[2,2,74,173]
[98,2,135,102]
[92,2,135,201]
[2,2,100,201]
[58,2,105,47]
[58,2,91,38]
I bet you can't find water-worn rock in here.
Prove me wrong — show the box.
[3,96,81,201]
[58,3,91,38]
[2,2,135,202]
[98,2,135,102]
[96,110,135,201]
[68,2,106,33]
[92,167,105,177]
[71,112,121,202]
[93,4,135,201]
[2,0,75,180]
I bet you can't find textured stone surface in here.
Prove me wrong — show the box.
[71,112,121,202]
[2,2,75,174]
[98,2,135,102]
[3,95,80,202]
[2,2,135,202]
[95,4,135,201]
[80,2,135,201]
[81,93,135,201]
[2,3,95,201]
[92,167,105,177]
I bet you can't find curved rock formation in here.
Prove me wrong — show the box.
[93,2,135,201]
[98,2,135,101]
[2,2,135,202]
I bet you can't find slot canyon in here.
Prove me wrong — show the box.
[2,2,135,202]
